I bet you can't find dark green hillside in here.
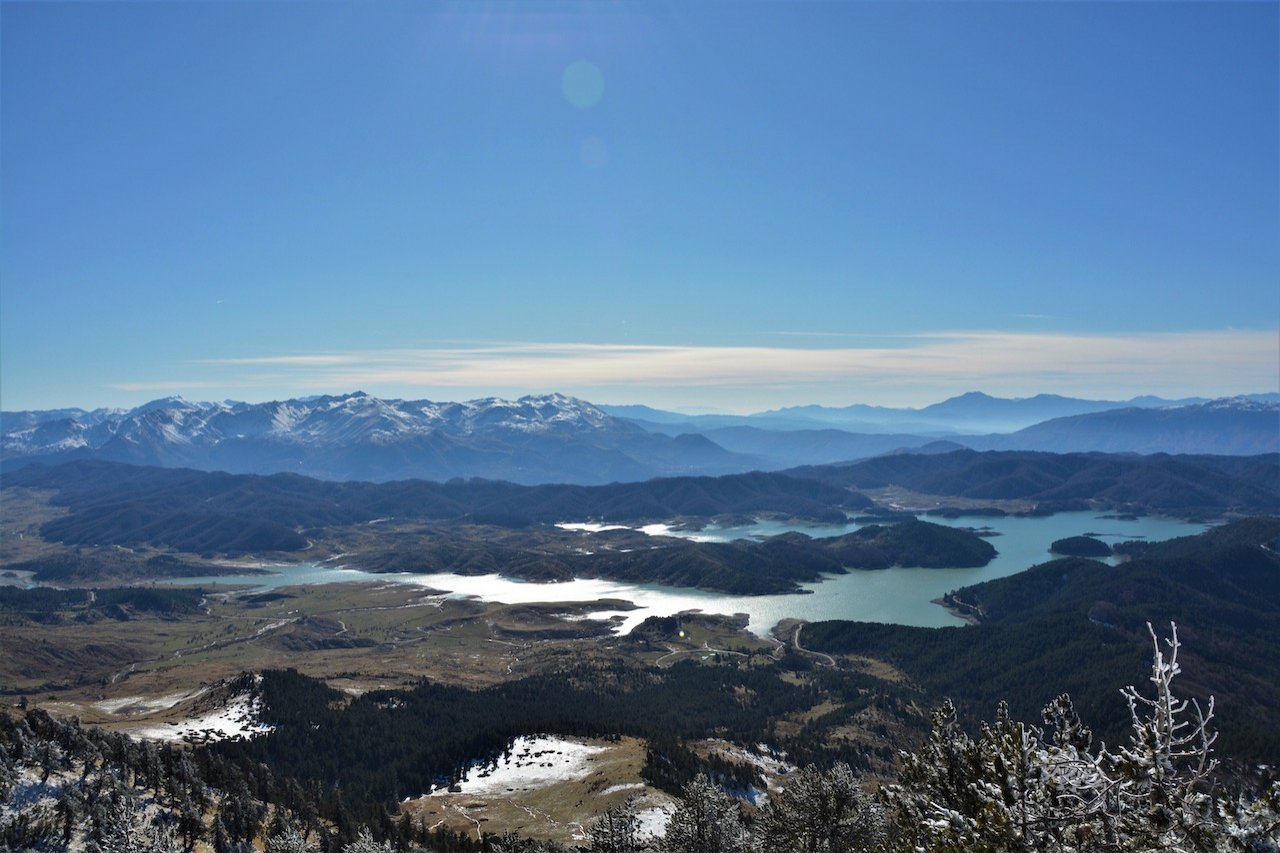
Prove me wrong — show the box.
[1113,515,1280,560]
[215,662,817,811]
[10,461,863,556]
[3,550,221,583]
[0,585,204,622]
[833,518,997,568]
[787,450,1279,515]
[1049,535,1111,557]
[802,517,1280,761]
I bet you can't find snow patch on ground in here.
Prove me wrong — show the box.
[96,688,208,715]
[128,692,271,744]
[598,782,647,796]
[558,609,631,626]
[704,740,797,792]
[637,523,722,543]
[430,735,608,798]
[634,804,673,839]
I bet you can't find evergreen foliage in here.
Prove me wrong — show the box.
[752,762,886,852]
[787,450,1280,516]
[9,460,862,556]
[3,625,1279,851]
[659,774,749,853]
[802,520,1280,759]
[883,624,1276,852]
[1050,535,1112,557]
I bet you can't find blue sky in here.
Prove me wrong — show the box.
[2,1,1277,412]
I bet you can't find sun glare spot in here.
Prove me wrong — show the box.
[562,59,604,109]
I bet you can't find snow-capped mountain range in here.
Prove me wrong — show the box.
[1,392,749,485]
[2,392,1276,484]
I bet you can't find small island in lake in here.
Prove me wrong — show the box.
[1049,535,1113,558]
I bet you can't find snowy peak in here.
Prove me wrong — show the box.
[2,392,643,461]
[1191,396,1280,413]
[448,393,615,433]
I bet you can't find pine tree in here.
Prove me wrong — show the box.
[1097,622,1223,851]
[753,762,885,852]
[660,773,749,853]
[266,825,319,853]
[212,815,234,853]
[1220,780,1280,852]
[343,826,398,852]
[590,798,646,853]
[885,622,1239,852]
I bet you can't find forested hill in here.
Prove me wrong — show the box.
[786,449,1279,515]
[4,459,865,554]
[801,517,1280,761]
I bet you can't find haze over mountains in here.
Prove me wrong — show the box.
[600,391,1276,434]
[3,390,1277,485]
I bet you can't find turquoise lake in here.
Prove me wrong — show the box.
[161,512,1208,636]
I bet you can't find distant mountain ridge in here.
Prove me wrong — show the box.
[1,392,757,485]
[600,391,1275,435]
[4,391,1276,483]
[967,398,1280,455]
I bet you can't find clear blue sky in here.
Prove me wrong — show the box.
[3,1,1277,412]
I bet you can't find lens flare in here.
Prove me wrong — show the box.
[562,60,604,109]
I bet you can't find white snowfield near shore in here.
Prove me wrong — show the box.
[428,734,609,798]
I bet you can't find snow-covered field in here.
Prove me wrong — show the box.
[411,734,675,843]
[429,735,609,797]
[597,782,647,796]
[634,804,673,839]
[95,688,208,715]
[556,520,723,543]
[126,692,272,743]
[637,523,723,542]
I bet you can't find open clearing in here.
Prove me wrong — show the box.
[404,735,674,845]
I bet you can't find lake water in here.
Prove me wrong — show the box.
[163,512,1207,636]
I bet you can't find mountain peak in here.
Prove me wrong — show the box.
[0,390,753,485]
[131,395,190,414]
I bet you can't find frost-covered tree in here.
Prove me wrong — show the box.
[343,826,398,853]
[140,818,183,853]
[35,737,64,783]
[753,762,886,853]
[83,780,180,853]
[211,815,234,853]
[0,749,17,803]
[661,773,749,853]
[885,623,1244,853]
[1094,623,1224,851]
[590,798,647,853]
[1220,780,1280,852]
[265,825,319,853]
[85,772,140,852]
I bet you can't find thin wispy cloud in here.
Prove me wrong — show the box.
[203,354,362,366]
[113,328,1279,410]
